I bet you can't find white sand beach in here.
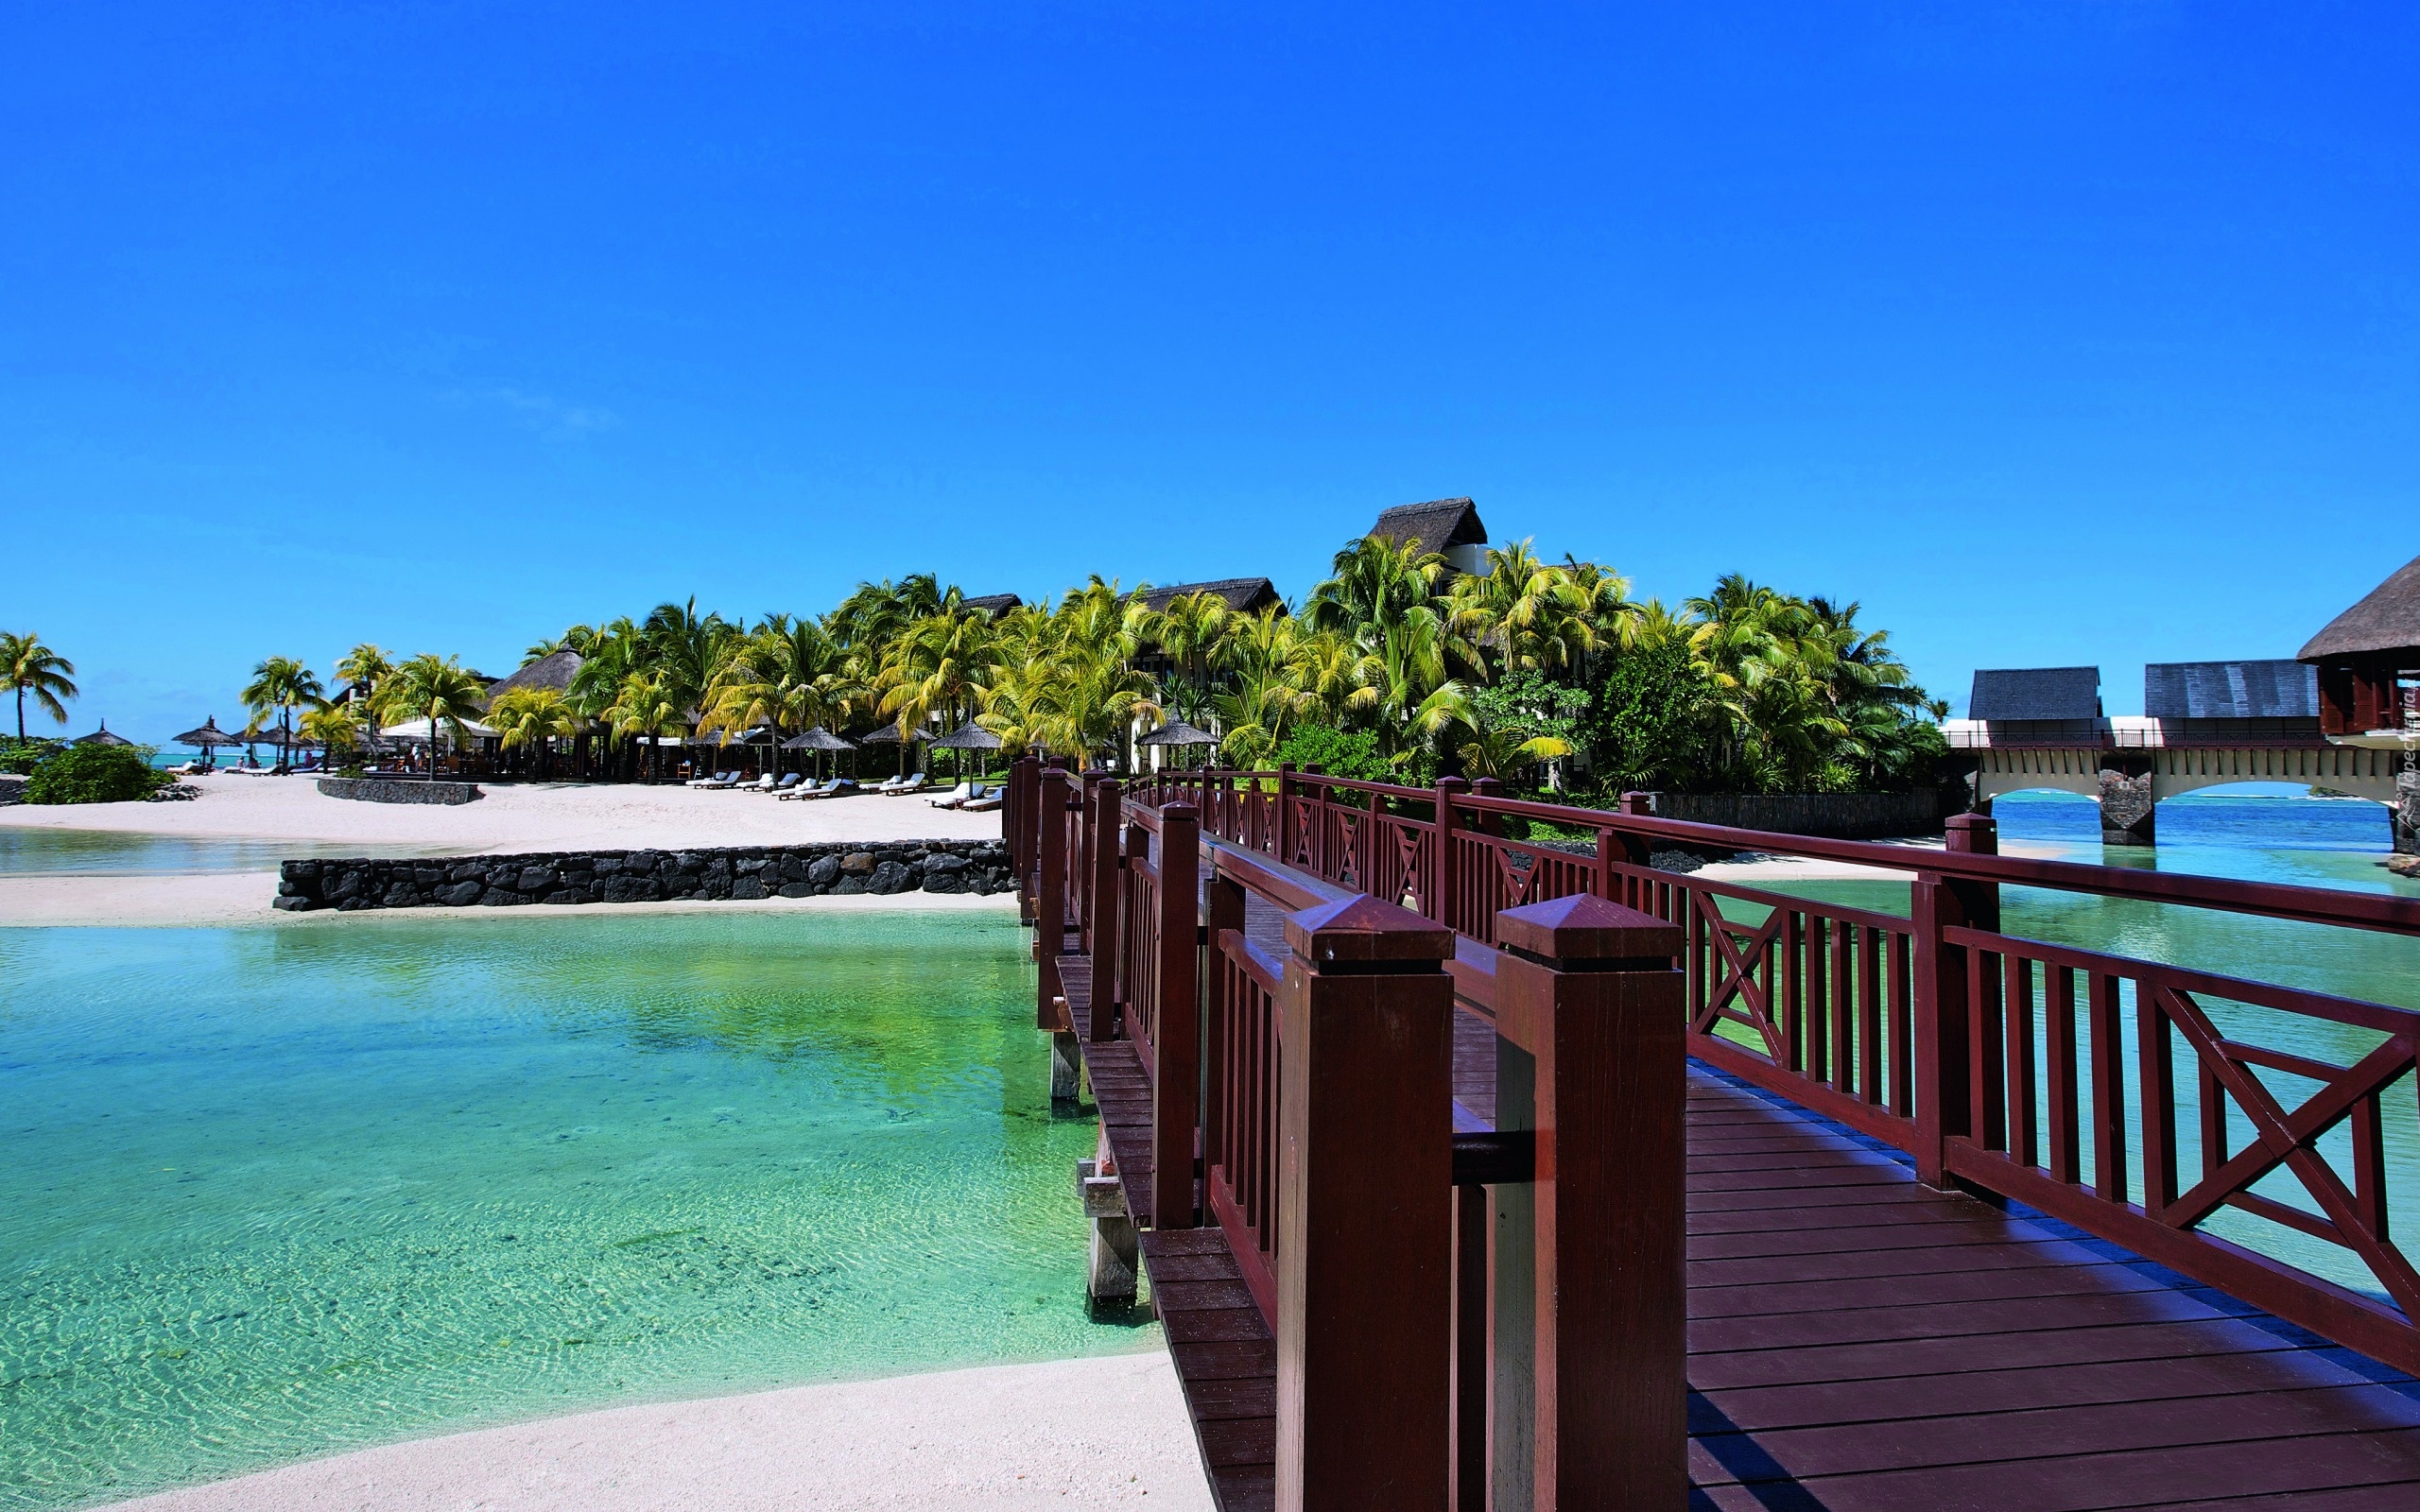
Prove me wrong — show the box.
[0,774,1001,851]
[0,777,1011,926]
[95,1354,1212,1512]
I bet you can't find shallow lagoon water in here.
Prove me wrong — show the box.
[0,910,1130,1511]
[0,828,454,878]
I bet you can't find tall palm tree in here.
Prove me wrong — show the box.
[372,654,490,781]
[299,700,365,762]
[1,632,77,743]
[241,657,326,770]
[602,672,685,782]
[336,644,393,725]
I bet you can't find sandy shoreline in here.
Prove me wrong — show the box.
[0,774,1002,851]
[92,1353,1210,1511]
[1,778,1013,927]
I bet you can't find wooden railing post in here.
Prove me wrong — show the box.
[1090,778,1123,1041]
[1912,812,2000,1188]
[1493,894,1688,1512]
[1434,777,1469,929]
[1278,763,1299,863]
[1596,792,1653,902]
[1036,767,1071,1030]
[1153,802,1201,1227]
[1277,894,1456,1512]
[1469,777,1504,837]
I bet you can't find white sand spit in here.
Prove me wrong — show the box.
[1691,834,2068,884]
[94,1353,1211,1511]
[0,775,1001,852]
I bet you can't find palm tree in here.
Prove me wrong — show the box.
[299,700,365,764]
[336,644,393,723]
[1447,539,1597,679]
[241,657,325,770]
[372,654,490,781]
[1,632,77,743]
[602,672,685,783]
[487,688,581,778]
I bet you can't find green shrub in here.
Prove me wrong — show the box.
[23,744,171,804]
[0,738,61,776]
[1272,720,1394,784]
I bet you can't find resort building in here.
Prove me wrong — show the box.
[1131,577,1284,615]
[1365,494,1490,576]
[2299,551,2420,738]
[962,592,1023,616]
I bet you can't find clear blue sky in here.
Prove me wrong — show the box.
[4,2,2416,742]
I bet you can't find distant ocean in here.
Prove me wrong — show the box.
[1992,787,2397,854]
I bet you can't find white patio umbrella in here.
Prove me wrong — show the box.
[378,716,500,742]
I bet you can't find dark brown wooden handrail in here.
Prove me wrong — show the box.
[1182,765,2420,936]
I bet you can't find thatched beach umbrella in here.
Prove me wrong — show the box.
[1138,718,1220,769]
[72,722,133,748]
[173,718,240,765]
[930,719,1004,783]
[856,718,925,777]
[783,726,856,782]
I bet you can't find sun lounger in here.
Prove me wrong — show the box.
[729,773,777,793]
[925,782,990,809]
[799,779,858,800]
[876,772,926,796]
[687,770,739,789]
[961,792,1002,812]
[766,772,804,794]
[778,777,838,800]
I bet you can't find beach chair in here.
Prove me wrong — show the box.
[731,773,777,793]
[878,772,926,796]
[687,770,738,789]
[961,792,1002,812]
[800,779,859,800]
[924,782,979,808]
[778,777,837,801]
[767,772,804,794]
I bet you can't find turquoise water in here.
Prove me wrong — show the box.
[0,828,454,878]
[0,912,1131,1511]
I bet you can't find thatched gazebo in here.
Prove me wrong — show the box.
[2300,553,2420,739]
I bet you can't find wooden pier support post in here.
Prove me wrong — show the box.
[1079,1157,1138,1309]
[1276,894,1456,1512]
[1493,893,1687,1512]
[1913,812,1999,1188]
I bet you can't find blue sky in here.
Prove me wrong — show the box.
[3,2,2416,742]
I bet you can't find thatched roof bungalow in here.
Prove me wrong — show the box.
[1366,496,1490,576]
[2298,554,2420,735]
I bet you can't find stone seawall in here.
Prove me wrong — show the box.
[274,839,1012,912]
[319,777,483,805]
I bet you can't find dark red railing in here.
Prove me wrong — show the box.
[1123,761,2420,1376]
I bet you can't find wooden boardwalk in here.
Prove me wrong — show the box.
[1056,940,2420,1511]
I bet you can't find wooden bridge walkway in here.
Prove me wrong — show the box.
[1061,929,2420,1510]
[1015,763,2420,1510]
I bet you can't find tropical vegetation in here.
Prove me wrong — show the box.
[22,742,169,804]
[215,526,1942,798]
